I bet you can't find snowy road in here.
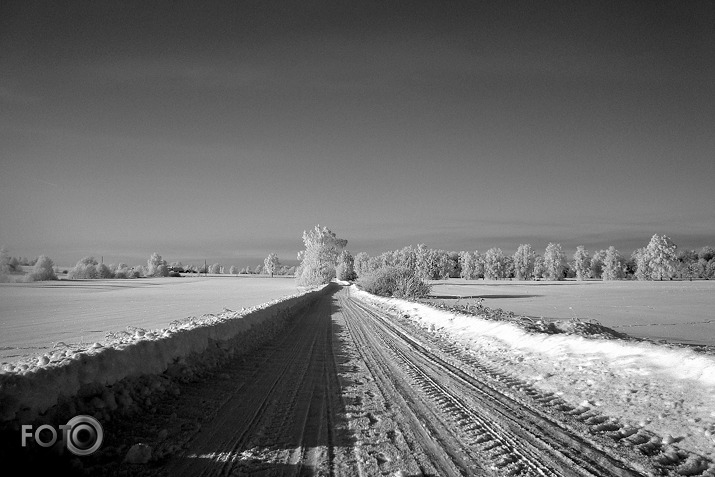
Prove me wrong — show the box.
[89,286,678,476]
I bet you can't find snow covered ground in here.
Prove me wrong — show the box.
[0,276,298,363]
[0,284,331,424]
[353,286,715,468]
[428,279,715,346]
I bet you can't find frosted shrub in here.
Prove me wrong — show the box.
[147,252,168,277]
[97,263,114,279]
[128,266,143,278]
[110,263,128,278]
[357,266,431,298]
[68,257,99,279]
[229,265,238,275]
[209,263,221,274]
[26,255,58,281]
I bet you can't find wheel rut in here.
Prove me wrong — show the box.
[92,285,667,476]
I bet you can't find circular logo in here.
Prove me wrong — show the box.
[65,415,103,456]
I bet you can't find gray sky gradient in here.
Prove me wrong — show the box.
[1,1,714,267]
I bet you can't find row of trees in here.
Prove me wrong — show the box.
[4,232,712,285]
[1,247,58,282]
[183,260,295,276]
[351,235,715,283]
[1,246,300,282]
[66,253,170,279]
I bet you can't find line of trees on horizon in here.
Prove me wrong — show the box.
[0,248,298,282]
[354,234,715,283]
[3,233,713,284]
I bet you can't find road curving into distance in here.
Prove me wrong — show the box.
[96,285,665,476]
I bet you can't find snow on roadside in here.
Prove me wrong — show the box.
[351,286,715,464]
[0,284,332,426]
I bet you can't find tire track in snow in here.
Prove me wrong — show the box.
[342,290,650,476]
[160,290,352,476]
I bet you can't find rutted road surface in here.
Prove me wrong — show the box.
[103,285,659,476]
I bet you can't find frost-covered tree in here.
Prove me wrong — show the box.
[503,255,515,279]
[354,252,371,278]
[513,244,535,280]
[484,248,505,280]
[414,244,432,281]
[97,262,114,279]
[296,225,347,286]
[264,253,280,277]
[589,250,605,279]
[445,251,461,278]
[459,251,480,280]
[602,246,624,280]
[533,255,545,279]
[675,250,698,280]
[543,243,566,280]
[229,265,238,275]
[254,264,263,275]
[68,256,99,279]
[397,246,417,271]
[27,255,58,281]
[698,246,715,262]
[147,252,169,277]
[336,250,355,281]
[632,248,651,281]
[645,234,677,280]
[572,246,591,281]
[209,263,221,274]
[112,263,130,279]
[0,247,11,275]
[435,250,453,280]
[705,259,715,280]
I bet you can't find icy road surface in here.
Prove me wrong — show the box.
[78,285,710,476]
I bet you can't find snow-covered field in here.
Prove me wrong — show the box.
[356,287,715,471]
[0,276,298,363]
[427,279,715,346]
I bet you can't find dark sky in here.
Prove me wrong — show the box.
[1,1,714,266]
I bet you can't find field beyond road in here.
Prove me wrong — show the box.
[0,276,298,363]
[426,279,715,346]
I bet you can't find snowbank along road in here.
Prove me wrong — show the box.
[21,285,709,476]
